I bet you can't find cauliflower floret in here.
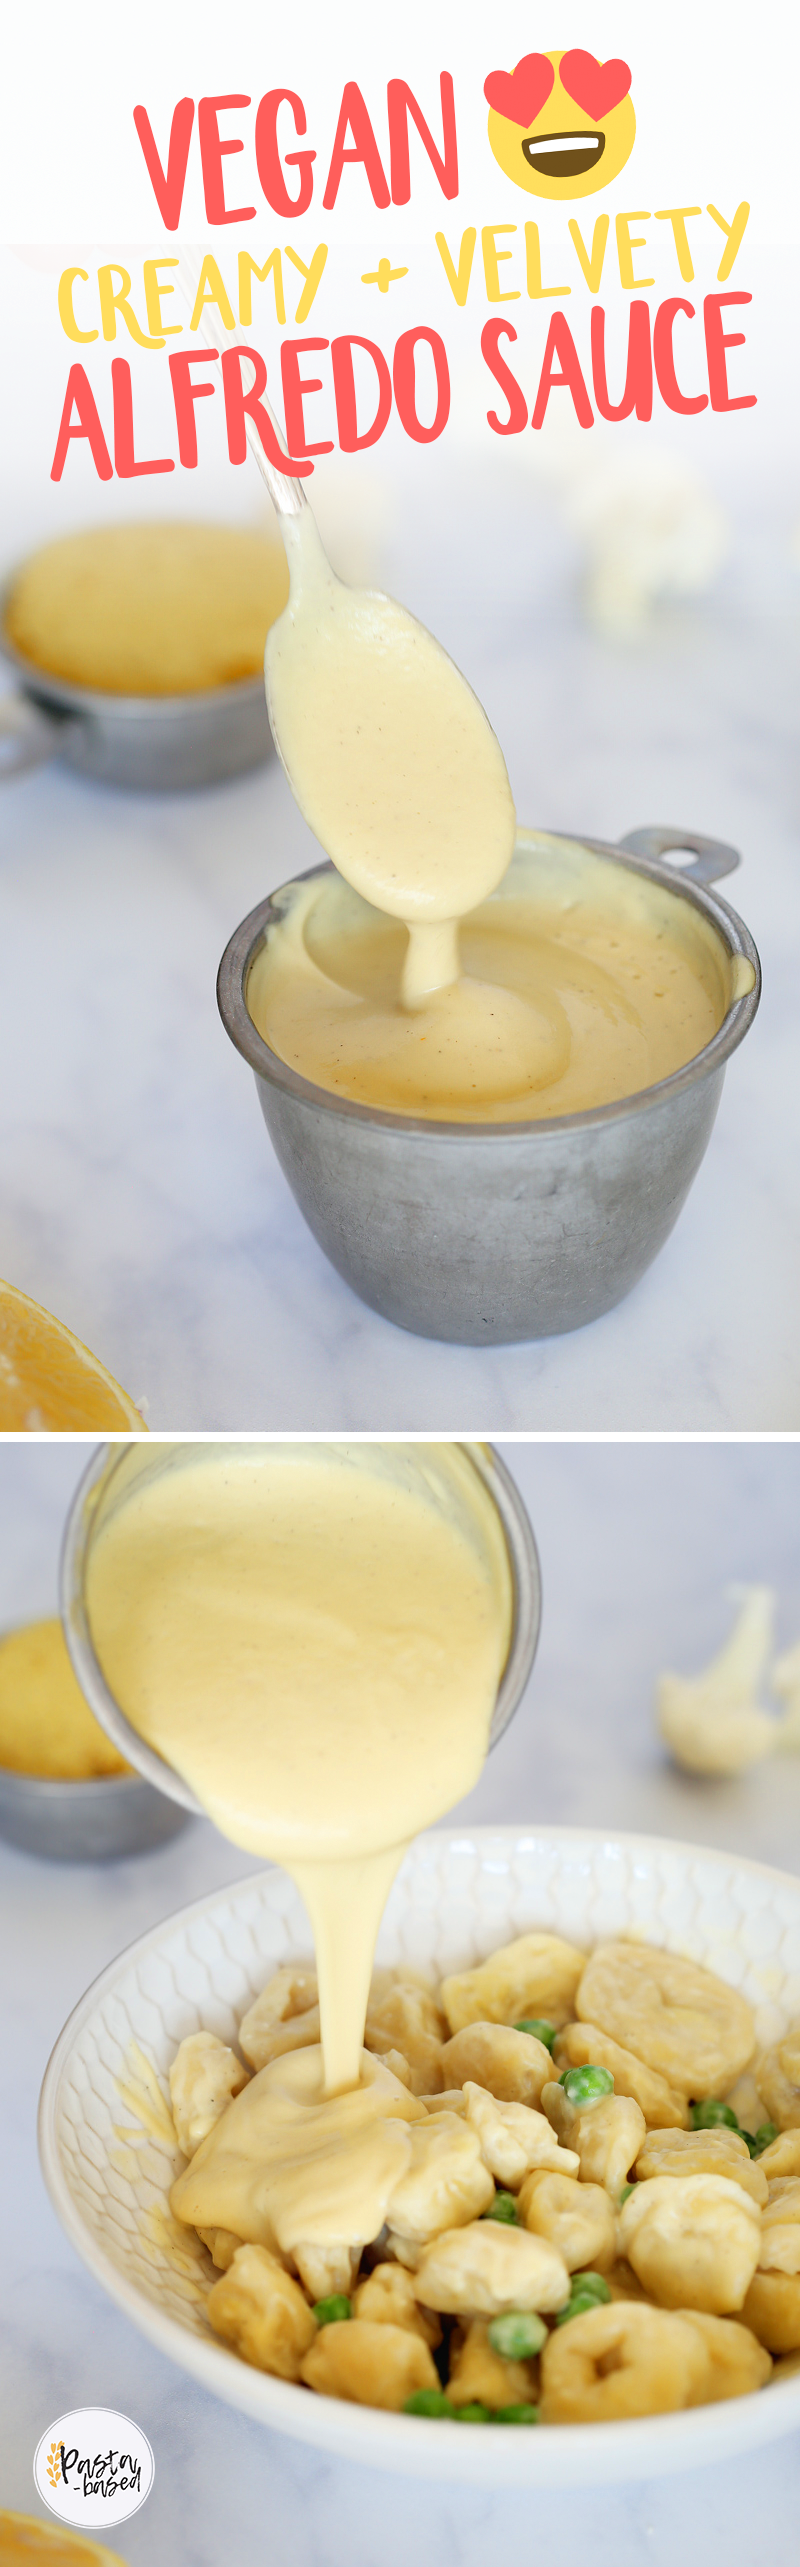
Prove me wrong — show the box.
[169,2031,249,2158]
[618,2173,762,2314]
[635,2125,768,2206]
[197,2224,242,2271]
[301,2319,438,2410]
[542,2084,646,2201]
[463,2082,579,2187]
[656,1588,778,1776]
[757,2177,800,2274]
[448,2318,537,2410]
[442,2023,552,2108]
[440,1932,587,2037]
[742,2271,800,2354]
[518,2168,615,2273]
[575,1942,754,2099]
[238,1966,318,2070]
[207,2242,316,2378]
[677,2309,772,2403]
[539,2300,708,2422]
[365,1981,447,2096]
[553,2021,688,2130]
[385,2109,493,2248]
[412,2219,569,2317]
[292,2243,360,2301]
[756,2028,800,2132]
[353,2261,441,2346]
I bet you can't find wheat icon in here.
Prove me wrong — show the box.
[46,2442,62,2487]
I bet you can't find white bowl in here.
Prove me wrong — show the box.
[38,1826,800,2487]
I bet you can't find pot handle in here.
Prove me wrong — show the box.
[618,826,741,884]
[0,690,74,779]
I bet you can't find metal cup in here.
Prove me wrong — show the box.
[217,827,761,1345]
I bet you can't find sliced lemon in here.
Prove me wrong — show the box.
[0,1280,144,1431]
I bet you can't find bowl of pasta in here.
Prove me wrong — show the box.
[38,1826,800,2485]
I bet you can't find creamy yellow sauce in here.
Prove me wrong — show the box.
[85,1444,512,2095]
[265,512,516,1005]
[171,2046,425,2264]
[248,835,736,1122]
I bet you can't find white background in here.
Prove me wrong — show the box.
[1,1438,800,2560]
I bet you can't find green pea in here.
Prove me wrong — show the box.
[749,2122,779,2156]
[514,2019,557,2052]
[488,2311,547,2360]
[555,2272,611,2325]
[571,2272,612,2302]
[453,2402,491,2423]
[312,2294,352,2326]
[494,2404,540,2424]
[619,2182,636,2205]
[690,2099,740,2132]
[404,2388,453,2418]
[558,2065,614,2107]
[483,2191,520,2224]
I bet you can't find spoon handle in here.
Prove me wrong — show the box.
[177,252,307,519]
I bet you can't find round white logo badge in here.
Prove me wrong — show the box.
[33,2408,154,2527]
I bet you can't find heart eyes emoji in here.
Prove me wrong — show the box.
[485,45,636,198]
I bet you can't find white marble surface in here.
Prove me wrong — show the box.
[1,450,798,1429]
[2,1436,800,2556]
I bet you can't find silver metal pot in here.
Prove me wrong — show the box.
[60,1440,541,1814]
[0,1762,191,1862]
[217,826,761,1346]
[0,587,272,791]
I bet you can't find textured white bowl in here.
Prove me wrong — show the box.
[39,1826,800,2487]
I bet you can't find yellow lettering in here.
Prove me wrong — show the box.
[707,201,750,282]
[57,267,98,344]
[189,256,236,334]
[525,224,571,300]
[434,227,477,306]
[97,265,163,349]
[238,250,286,327]
[615,213,654,292]
[482,224,520,303]
[654,208,702,283]
[567,215,608,294]
[284,243,329,324]
[143,258,182,341]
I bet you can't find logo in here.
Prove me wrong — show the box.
[33,2410,154,2529]
[485,48,635,197]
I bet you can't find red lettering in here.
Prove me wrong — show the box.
[254,90,316,216]
[50,365,113,482]
[220,345,315,471]
[111,361,174,477]
[387,75,458,204]
[280,339,334,456]
[132,99,194,231]
[704,292,756,413]
[481,320,527,435]
[331,337,392,451]
[653,298,707,414]
[591,302,652,422]
[392,328,450,442]
[323,82,390,210]
[169,350,219,467]
[198,95,256,224]
[532,315,593,431]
